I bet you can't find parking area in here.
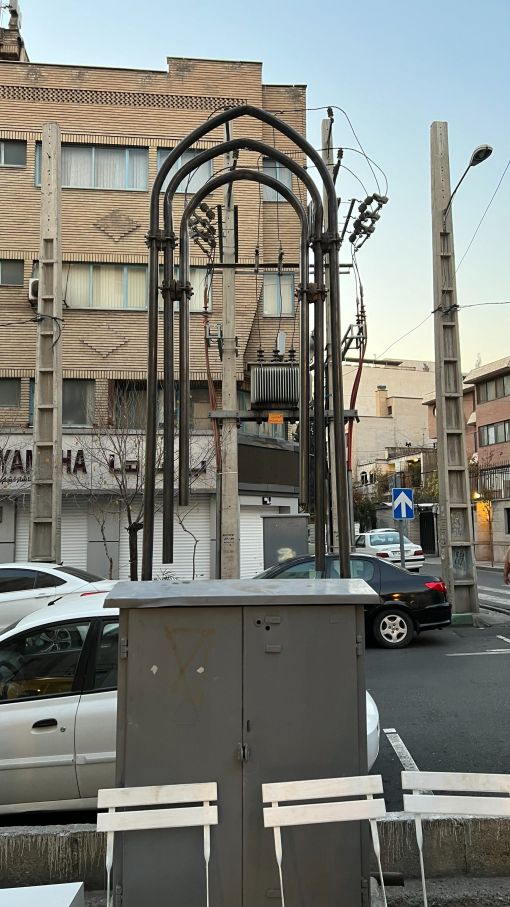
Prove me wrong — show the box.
[367,611,510,810]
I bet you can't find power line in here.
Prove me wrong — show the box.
[456,158,510,271]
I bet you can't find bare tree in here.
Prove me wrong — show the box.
[69,382,214,580]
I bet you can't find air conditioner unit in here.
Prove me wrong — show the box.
[28,278,39,304]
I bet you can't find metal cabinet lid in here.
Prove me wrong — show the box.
[105,578,380,609]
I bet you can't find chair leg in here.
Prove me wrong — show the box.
[414,817,428,907]
[204,823,211,907]
[369,820,388,907]
[105,828,114,907]
[273,826,286,907]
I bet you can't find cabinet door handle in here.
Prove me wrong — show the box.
[236,743,251,762]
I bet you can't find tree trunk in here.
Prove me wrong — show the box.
[128,527,139,581]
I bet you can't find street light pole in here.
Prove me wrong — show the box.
[430,122,491,621]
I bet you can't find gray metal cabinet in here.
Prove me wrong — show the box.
[108,579,378,907]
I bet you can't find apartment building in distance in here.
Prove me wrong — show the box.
[0,8,305,578]
[343,357,436,482]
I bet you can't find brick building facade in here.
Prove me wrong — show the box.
[0,11,304,577]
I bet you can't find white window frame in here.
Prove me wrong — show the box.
[263,272,295,317]
[35,143,148,191]
[0,139,26,168]
[261,158,293,202]
[157,148,213,195]
[62,263,147,310]
[158,266,212,312]
[0,259,24,286]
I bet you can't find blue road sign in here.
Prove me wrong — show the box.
[392,487,414,520]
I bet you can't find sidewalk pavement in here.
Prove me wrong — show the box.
[85,880,510,907]
[426,556,504,572]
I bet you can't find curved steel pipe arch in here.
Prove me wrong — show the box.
[143,105,349,580]
[176,168,309,522]
[161,137,322,520]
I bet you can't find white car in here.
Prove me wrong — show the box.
[355,530,425,572]
[0,596,380,813]
[0,563,116,631]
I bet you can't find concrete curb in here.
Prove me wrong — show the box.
[0,815,508,890]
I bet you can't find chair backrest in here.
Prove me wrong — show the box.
[262,774,386,828]
[97,783,218,907]
[402,771,510,907]
[402,771,510,818]
[97,782,218,832]
[262,775,387,907]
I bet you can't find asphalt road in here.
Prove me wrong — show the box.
[367,565,510,810]
[3,563,510,824]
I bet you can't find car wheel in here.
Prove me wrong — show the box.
[373,608,414,649]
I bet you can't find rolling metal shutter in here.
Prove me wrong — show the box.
[118,497,211,581]
[240,506,278,578]
[61,498,88,569]
[14,498,30,561]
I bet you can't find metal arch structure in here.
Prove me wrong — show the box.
[160,137,324,537]
[142,105,350,581]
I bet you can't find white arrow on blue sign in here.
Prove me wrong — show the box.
[392,487,414,520]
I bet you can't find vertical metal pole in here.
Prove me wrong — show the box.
[179,229,190,506]
[162,239,174,563]
[431,122,478,619]
[313,241,326,575]
[142,237,160,579]
[220,126,240,577]
[398,520,406,569]
[321,118,339,554]
[29,123,62,563]
[327,213,351,578]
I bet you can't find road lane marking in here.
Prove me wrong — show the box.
[497,636,510,645]
[479,585,509,593]
[383,728,420,771]
[447,649,510,657]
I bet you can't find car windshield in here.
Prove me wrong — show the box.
[369,532,412,546]
[54,566,104,582]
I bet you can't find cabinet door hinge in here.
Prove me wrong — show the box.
[119,638,128,659]
[236,743,251,762]
[356,634,364,656]
[114,883,123,906]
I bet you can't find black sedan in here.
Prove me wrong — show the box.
[255,554,451,649]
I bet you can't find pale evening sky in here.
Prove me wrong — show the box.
[11,0,510,372]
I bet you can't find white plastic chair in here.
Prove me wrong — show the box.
[97,782,218,907]
[262,775,388,907]
[402,770,510,907]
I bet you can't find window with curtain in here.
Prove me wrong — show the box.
[0,140,26,167]
[157,148,213,194]
[158,266,211,312]
[29,379,95,426]
[0,259,23,286]
[0,379,20,407]
[35,144,148,190]
[63,264,147,309]
[261,158,293,201]
[112,381,165,430]
[263,272,295,316]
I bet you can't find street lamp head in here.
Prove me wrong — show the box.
[469,145,493,167]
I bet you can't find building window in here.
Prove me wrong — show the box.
[157,148,212,194]
[35,144,148,190]
[63,263,147,309]
[0,378,20,407]
[0,140,26,167]
[477,375,510,403]
[0,259,23,286]
[159,266,212,312]
[263,272,295,316]
[261,158,293,202]
[63,380,95,426]
[29,379,95,426]
[191,387,210,430]
[111,380,164,430]
[505,509,510,535]
[479,420,510,447]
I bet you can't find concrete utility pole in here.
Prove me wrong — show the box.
[29,123,63,562]
[430,122,479,619]
[321,117,340,553]
[220,126,240,577]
